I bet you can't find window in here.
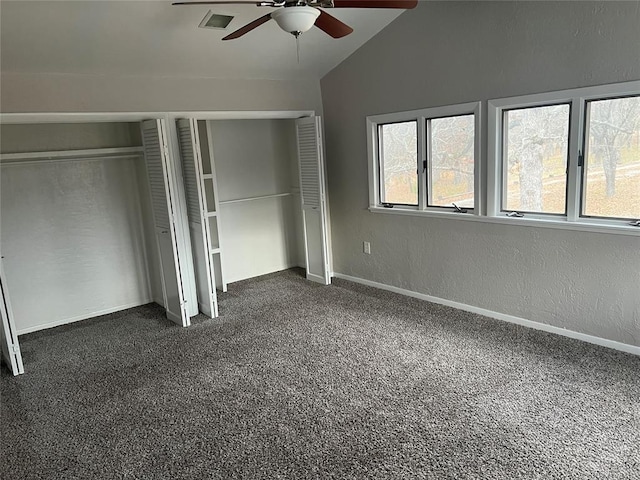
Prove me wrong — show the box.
[367,81,639,235]
[582,96,640,220]
[368,102,480,213]
[379,121,418,205]
[429,114,475,209]
[488,81,640,230]
[502,104,570,215]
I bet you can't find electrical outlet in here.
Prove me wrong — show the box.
[363,241,371,254]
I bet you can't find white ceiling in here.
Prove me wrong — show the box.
[0,0,405,80]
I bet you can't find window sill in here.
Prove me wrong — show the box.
[369,206,640,237]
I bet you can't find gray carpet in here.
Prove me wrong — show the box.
[1,269,639,480]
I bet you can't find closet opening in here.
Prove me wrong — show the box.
[0,117,196,375]
[176,116,332,318]
[207,118,305,285]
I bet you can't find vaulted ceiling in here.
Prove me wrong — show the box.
[0,1,407,80]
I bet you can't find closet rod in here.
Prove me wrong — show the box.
[0,147,144,165]
[219,192,292,205]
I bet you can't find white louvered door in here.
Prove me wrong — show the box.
[176,119,218,318]
[296,116,331,285]
[142,119,189,326]
[0,260,24,375]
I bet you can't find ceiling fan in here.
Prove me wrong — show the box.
[172,0,418,40]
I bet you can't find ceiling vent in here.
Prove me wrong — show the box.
[199,10,234,30]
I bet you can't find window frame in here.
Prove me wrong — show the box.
[367,101,482,216]
[366,81,639,237]
[425,112,477,210]
[499,102,573,217]
[579,94,640,222]
[377,119,420,207]
[488,80,640,229]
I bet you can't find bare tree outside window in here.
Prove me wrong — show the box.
[369,83,638,232]
[583,96,640,219]
[430,114,475,208]
[379,121,418,205]
[503,104,570,214]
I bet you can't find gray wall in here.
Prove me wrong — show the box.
[0,122,141,153]
[320,1,640,346]
[0,73,322,114]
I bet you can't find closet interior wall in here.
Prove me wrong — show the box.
[0,122,163,334]
[208,119,305,284]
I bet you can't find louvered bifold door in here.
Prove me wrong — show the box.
[142,119,189,326]
[176,119,218,318]
[0,260,24,375]
[296,116,331,285]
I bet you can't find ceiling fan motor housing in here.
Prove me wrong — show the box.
[271,6,321,34]
[174,0,418,41]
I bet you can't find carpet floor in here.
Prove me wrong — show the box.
[1,269,639,479]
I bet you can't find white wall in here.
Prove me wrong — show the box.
[209,119,304,283]
[0,122,160,333]
[320,1,640,347]
[1,156,151,334]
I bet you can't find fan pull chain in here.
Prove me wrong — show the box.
[295,32,300,63]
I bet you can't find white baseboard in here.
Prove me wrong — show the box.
[332,273,639,356]
[17,299,152,335]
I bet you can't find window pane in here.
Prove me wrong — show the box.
[582,96,640,219]
[503,104,570,214]
[429,114,475,208]
[379,121,418,205]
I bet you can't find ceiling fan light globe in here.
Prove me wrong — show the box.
[271,6,320,34]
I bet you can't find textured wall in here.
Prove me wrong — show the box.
[1,157,152,333]
[320,1,640,346]
[0,122,159,333]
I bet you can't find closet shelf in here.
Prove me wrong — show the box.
[0,147,145,165]
[219,192,292,205]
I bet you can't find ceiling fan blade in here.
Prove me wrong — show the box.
[222,13,272,40]
[315,10,353,38]
[331,0,418,8]
[172,1,267,6]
